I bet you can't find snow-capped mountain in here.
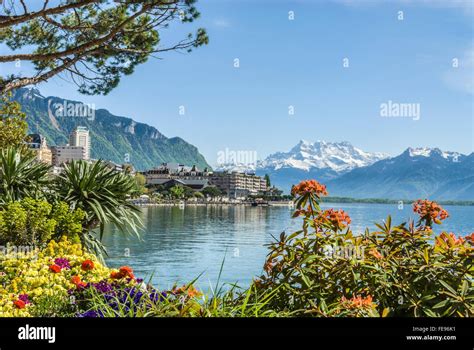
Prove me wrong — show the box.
[260,140,388,172]
[251,140,389,192]
[326,148,474,200]
[406,147,464,162]
[214,141,473,200]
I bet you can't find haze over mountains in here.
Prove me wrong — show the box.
[13,88,210,171]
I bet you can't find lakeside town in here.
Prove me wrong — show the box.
[28,126,287,205]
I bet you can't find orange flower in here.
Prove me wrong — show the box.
[369,249,383,259]
[81,260,95,271]
[253,278,263,288]
[110,271,122,279]
[413,200,449,224]
[186,285,202,298]
[465,233,474,242]
[49,264,61,273]
[13,300,26,309]
[110,266,135,280]
[119,266,135,279]
[71,275,87,288]
[315,209,351,230]
[341,295,374,309]
[172,286,185,294]
[264,259,275,274]
[172,285,202,298]
[291,180,328,198]
[437,232,465,247]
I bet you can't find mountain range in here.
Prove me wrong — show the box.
[12,88,473,200]
[218,140,473,200]
[12,88,209,171]
[326,148,474,200]
[217,140,388,192]
[254,140,388,193]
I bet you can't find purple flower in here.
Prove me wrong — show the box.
[93,281,114,294]
[18,294,30,304]
[54,258,71,270]
[150,290,167,303]
[71,277,168,318]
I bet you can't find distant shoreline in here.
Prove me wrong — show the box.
[131,200,293,207]
[323,196,474,206]
[130,197,474,207]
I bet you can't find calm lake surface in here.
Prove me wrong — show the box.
[103,203,474,290]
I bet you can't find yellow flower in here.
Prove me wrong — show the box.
[0,238,114,317]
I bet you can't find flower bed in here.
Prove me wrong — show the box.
[0,237,206,317]
[0,238,133,316]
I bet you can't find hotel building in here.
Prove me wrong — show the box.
[141,163,211,190]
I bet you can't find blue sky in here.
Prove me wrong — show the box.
[2,0,473,167]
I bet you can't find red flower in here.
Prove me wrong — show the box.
[49,264,61,273]
[81,260,95,271]
[71,275,87,288]
[119,266,135,279]
[110,271,122,279]
[13,300,26,309]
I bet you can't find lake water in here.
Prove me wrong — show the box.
[102,203,474,291]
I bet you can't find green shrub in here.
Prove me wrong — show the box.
[254,180,474,317]
[0,198,85,246]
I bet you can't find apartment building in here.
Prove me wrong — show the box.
[51,146,87,166]
[69,126,91,160]
[210,171,268,198]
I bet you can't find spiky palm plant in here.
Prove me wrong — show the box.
[0,147,51,203]
[54,160,142,260]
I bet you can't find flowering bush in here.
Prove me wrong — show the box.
[255,180,474,317]
[0,237,111,316]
